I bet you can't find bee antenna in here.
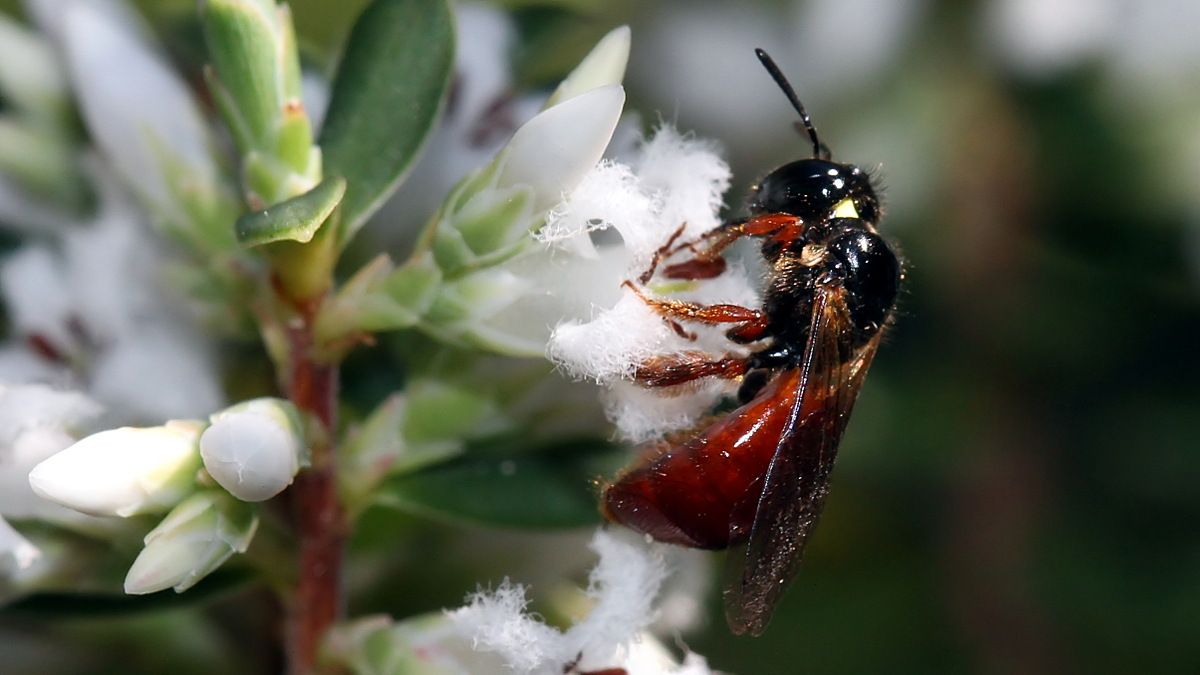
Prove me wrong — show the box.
[754,48,827,159]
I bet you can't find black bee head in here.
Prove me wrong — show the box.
[748,159,879,225]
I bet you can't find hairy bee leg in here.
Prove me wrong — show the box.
[638,222,689,284]
[655,213,802,281]
[623,280,766,327]
[632,352,749,387]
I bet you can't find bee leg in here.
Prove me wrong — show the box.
[726,315,770,343]
[655,214,802,281]
[623,281,766,330]
[637,222,689,284]
[632,351,749,387]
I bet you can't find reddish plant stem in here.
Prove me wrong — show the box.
[283,299,345,675]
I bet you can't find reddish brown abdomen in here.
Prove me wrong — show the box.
[602,369,802,549]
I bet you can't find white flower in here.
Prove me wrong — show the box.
[545,25,632,108]
[200,398,306,502]
[56,0,227,230]
[0,163,225,422]
[422,81,628,354]
[439,529,714,675]
[482,124,756,440]
[0,383,101,580]
[494,85,627,218]
[0,383,101,520]
[124,490,257,594]
[29,421,202,517]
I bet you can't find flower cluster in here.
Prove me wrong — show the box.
[0,0,747,671]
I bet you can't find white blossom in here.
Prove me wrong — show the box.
[445,529,715,675]
[0,383,102,580]
[199,398,306,502]
[0,163,224,421]
[530,125,756,440]
[56,0,224,225]
[0,383,101,520]
[494,85,627,218]
[546,26,631,108]
[28,421,202,517]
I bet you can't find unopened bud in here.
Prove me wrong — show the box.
[124,491,257,594]
[199,397,306,502]
[28,421,202,517]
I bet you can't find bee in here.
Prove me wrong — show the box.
[602,49,902,636]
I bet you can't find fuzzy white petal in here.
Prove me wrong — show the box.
[603,380,733,443]
[538,160,658,259]
[452,582,565,672]
[633,126,730,248]
[561,529,668,660]
[549,292,679,383]
[496,85,625,214]
[28,421,201,517]
[448,529,679,675]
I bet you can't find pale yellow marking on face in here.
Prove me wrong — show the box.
[832,198,859,219]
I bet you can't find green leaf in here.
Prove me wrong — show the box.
[235,176,346,246]
[375,439,625,529]
[319,0,455,249]
[202,0,283,152]
[0,568,254,620]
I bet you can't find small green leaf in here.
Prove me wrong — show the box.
[315,252,443,353]
[375,440,625,529]
[235,176,346,246]
[319,0,455,249]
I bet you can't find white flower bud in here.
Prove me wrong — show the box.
[124,491,257,594]
[199,398,306,502]
[28,421,202,517]
[545,26,631,108]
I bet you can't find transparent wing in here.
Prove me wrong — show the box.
[723,285,884,636]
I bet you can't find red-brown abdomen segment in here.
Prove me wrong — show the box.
[602,369,803,550]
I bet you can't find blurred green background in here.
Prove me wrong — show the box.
[3,0,1199,673]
